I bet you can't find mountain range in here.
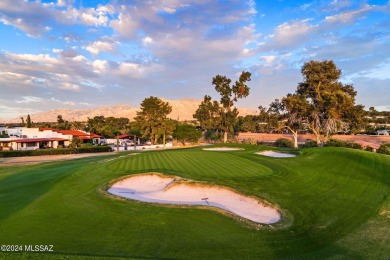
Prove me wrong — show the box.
[2,98,258,123]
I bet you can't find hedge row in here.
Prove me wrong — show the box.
[0,146,112,158]
[274,138,295,148]
[377,143,390,155]
[324,139,363,150]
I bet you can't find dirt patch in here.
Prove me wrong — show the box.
[0,152,114,166]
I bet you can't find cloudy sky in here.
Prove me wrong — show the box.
[0,0,389,119]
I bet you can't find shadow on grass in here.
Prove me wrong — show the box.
[0,162,80,222]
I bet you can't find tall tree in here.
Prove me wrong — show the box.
[212,71,251,143]
[26,114,32,128]
[193,95,221,131]
[270,96,307,148]
[291,60,360,145]
[57,115,65,124]
[134,96,172,144]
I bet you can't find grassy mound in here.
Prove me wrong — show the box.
[0,144,389,258]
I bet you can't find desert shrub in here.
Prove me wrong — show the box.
[325,139,362,150]
[274,138,294,148]
[242,138,256,145]
[299,140,318,148]
[325,139,346,147]
[377,143,390,155]
[346,142,363,150]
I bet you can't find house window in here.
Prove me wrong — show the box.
[26,142,37,147]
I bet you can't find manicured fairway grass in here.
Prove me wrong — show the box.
[0,144,389,259]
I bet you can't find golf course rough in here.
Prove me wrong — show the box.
[108,173,281,224]
[1,144,390,259]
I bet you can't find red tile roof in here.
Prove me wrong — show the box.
[54,130,89,136]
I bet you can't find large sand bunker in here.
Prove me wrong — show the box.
[108,174,280,224]
[256,151,296,158]
[203,147,244,151]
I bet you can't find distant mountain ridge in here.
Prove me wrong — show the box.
[3,98,258,123]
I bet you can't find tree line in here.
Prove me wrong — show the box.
[9,60,389,146]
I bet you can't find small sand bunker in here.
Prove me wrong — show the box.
[256,150,296,158]
[108,174,280,224]
[203,147,244,151]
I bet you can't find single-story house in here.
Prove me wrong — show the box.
[0,127,100,151]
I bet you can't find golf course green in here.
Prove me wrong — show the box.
[0,144,389,259]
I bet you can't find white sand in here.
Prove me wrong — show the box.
[256,151,296,158]
[108,174,280,224]
[203,147,244,151]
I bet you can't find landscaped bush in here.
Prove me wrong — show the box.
[299,140,318,148]
[0,146,112,158]
[0,148,73,158]
[325,139,363,150]
[274,138,294,148]
[242,138,256,145]
[377,143,390,155]
[80,143,94,148]
[365,146,374,152]
[76,146,112,153]
[346,142,362,150]
[325,139,346,147]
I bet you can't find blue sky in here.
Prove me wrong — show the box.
[0,0,389,119]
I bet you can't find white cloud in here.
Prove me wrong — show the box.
[80,8,109,26]
[264,19,318,50]
[84,38,119,55]
[59,83,80,91]
[16,96,43,104]
[324,5,373,25]
[110,12,139,39]
[143,36,154,44]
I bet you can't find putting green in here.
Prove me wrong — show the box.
[0,144,389,259]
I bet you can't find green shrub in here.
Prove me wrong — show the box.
[346,142,362,150]
[0,148,73,158]
[80,143,94,148]
[325,139,362,150]
[299,140,318,148]
[274,138,294,148]
[325,139,346,147]
[377,143,390,155]
[365,146,374,152]
[242,138,256,145]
